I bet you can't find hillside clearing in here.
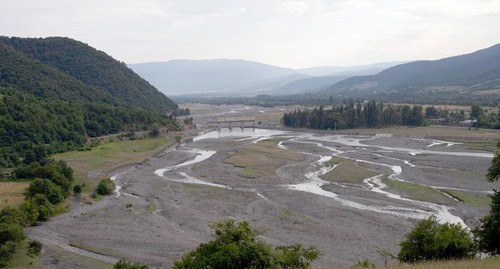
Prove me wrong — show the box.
[0,181,30,210]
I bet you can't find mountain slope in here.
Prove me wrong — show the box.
[322,44,500,103]
[298,61,405,76]
[0,37,177,113]
[129,59,299,95]
[0,36,180,166]
[272,75,350,95]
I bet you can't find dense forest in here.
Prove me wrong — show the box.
[283,101,500,130]
[0,37,182,167]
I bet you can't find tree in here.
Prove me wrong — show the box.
[470,104,484,120]
[174,219,320,269]
[398,216,474,262]
[474,142,500,254]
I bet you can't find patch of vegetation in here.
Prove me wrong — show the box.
[382,178,455,205]
[96,178,115,196]
[3,239,41,269]
[351,259,376,268]
[279,209,314,225]
[54,137,172,184]
[174,219,320,269]
[442,190,490,208]
[27,241,41,258]
[464,141,499,152]
[398,217,475,263]
[224,140,303,178]
[321,156,378,184]
[114,259,148,269]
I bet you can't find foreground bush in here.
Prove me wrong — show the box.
[398,217,475,262]
[174,219,320,269]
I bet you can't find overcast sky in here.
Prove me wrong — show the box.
[2,0,500,68]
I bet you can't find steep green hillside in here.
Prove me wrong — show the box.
[0,36,177,113]
[0,37,180,167]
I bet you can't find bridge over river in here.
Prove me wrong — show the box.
[207,116,256,129]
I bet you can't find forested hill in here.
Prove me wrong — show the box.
[0,36,180,167]
[0,36,177,113]
[321,44,500,104]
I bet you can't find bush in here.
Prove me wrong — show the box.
[14,160,74,197]
[351,259,376,268]
[114,259,148,269]
[26,178,64,204]
[398,217,475,263]
[0,207,28,226]
[27,240,42,257]
[174,219,320,269]
[96,178,115,196]
[0,222,24,266]
[275,244,321,269]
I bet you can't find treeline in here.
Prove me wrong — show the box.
[283,101,425,130]
[0,87,179,167]
[0,160,73,266]
[283,101,500,130]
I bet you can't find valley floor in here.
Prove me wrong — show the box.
[23,104,500,268]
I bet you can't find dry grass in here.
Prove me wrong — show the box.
[54,138,174,184]
[387,256,500,269]
[224,139,304,178]
[321,156,378,184]
[0,181,30,210]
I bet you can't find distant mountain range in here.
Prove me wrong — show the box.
[129,59,401,96]
[321,44,500,104]
[131,44,500,104]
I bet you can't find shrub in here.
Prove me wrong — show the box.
[96,178,115,196]
[398,216,475,262]
[114,259,149,269]
[351,259,376,268]
[275,244,321,269]
[0,207,28,226]
[27,240,42,257]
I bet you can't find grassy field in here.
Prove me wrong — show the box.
[321,156,378,184]
[382,178,455,205]
[387,256,500,269]
[54,137,174,188]
[0,181,30,210]
[5,239,41,269]
[442,189,491,208]
[224,139,304,178]
[463,141,499,152]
